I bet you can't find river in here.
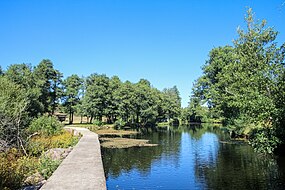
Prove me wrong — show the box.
[101,125,285,190]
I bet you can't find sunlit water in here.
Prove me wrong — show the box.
[101,125,285,190]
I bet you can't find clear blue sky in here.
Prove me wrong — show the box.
[1,0,284,107]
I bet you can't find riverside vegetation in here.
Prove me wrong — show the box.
[185,9,285,154]
[0,7,285,189]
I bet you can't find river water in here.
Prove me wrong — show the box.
[101,125,285,190]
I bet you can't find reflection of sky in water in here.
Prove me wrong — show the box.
[107,132,219,190]
[190,132,219,166]
[105,129,285,190]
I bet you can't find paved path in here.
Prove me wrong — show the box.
[40,127,106,190]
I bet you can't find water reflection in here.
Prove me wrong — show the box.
[101,125,285,190]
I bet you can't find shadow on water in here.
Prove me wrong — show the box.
[101,124,285,190]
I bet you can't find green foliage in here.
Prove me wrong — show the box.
[0,150,39,190]
[34,59,63,114]
[191,8,285,153]
[114,118,127,129]
[62,74,83,124]
[38,155,60,179]
[28,115,63,136]
[0,130,79,189]
[80,74,182,127]
[0,76,29,149]
[93,120,103,127]
[27,131,79,156]
[249,127,281,154]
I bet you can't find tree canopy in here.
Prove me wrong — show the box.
[189,8,285,153]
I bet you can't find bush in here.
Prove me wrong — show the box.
[0,149,39,190]
[114,119,126,129]
[38,156,61,179]
[28,115,63,136]
[27,131,80,156]
[93,120,103,127]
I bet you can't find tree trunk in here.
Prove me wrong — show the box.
[69,109,72,124]
[71,112,74,124]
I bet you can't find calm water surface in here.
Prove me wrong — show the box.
[101,125,285,190]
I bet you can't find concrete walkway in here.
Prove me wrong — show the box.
[40,127,106,190]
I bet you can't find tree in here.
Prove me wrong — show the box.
[162,86,182,122]
[193,8,285,153]
[62,74,83,124]
[5,63,43,116]
[0,66,3,75]
[105,76,122,123]
[0,76,28,152]
[34,59,63,114]
[116,81,136,123]
[83,74,110,122]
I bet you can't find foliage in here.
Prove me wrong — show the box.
[4,63,43,117]
[191,8,285,153]
[0,149,39,190]
[33,59,63,114]
[0,76,29,150]
[28,115,63,136]
[38,155,61,179]
[249,127,281,154]
[62,74,83,124]
[0,129,79,189]
[93,120,103,127]
[81,74,182,127]
[27,130,79,156]
[114,118,127,129]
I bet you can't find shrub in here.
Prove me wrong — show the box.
[28,115,63,136]
[38,156,61,179]
[93,120,103,127]
[27,131,80,156]
[0,150,39,190]
[114,119,126,129]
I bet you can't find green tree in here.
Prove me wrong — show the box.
[193,8,285,153]
[0,76,28,152]
[5,63,43,116]
[0,66,3,75]
[116,81,136,123]
[34,59,63,114]
[105,76,122,123]
[62,74,83,124]
[83,74,110,122]
[162,86,181,123]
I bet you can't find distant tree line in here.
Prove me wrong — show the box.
[0,60,181,149]
[186,9,285,154]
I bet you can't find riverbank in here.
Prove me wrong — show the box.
[0,128,80,190]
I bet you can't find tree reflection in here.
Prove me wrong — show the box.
[193,129,284,190]
[101,128,182,179]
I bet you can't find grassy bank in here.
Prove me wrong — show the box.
[0,118,80,190]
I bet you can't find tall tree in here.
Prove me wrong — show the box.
[105,76,121,123]
[162,86,182,121]
[5,63,43,116]
[83,74,110,122]
[192,8,285,153]
[34,59,63,114]
[0,76,28,152]
[62,74,83,124]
